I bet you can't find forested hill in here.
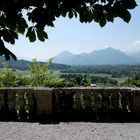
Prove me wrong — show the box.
[0,56,71,71]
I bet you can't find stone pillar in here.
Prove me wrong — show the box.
[132,89,140,114]
[0,88,8,114]
[35,88,52,116]
[75,89,83,112]
[7,89,16,115]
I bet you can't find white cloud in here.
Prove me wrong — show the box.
[132,40,140,46]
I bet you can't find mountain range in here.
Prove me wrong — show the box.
[0,47,140,69]
[53,47,140,65]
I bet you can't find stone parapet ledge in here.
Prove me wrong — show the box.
[0,87,140,119]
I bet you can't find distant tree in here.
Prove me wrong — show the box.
[0,0,137,60]
[0,62,18,86]
[72,75,91,86]
[122,75,140,87]
[28,58,64,87]
[28,58,51,86]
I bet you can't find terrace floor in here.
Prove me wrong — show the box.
[0,122,139,140]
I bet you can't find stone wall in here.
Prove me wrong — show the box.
[0,87,140,120]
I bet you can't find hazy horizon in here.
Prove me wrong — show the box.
[16,45,140,61]
[14,47,139,62]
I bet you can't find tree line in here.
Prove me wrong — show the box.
[61,65,140,78]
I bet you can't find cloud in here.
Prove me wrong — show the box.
[132,40,140,46]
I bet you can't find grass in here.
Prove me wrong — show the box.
[62,72,127,84]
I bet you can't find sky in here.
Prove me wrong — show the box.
[6,1,140,61]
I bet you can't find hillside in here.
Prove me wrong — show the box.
[0,56,71,70]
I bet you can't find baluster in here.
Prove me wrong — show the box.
[7,90,16,118]
[63,89,74,112]
[58,90,64,112]
[24,92,29,119]
[27,90,36,119]
[15,93,20,119]
[75,91,81,112]
[111,91,120,112]
[15,90,26,119]
[80,93,85,111]
[89,93,94,112]
[53,89,60,112]
[94,93,102,112]
[121,91,130,112]
[101,91,109,112]
[127,92,134,112]
[108,94,113,111]
[0,89,6,119]
[73,93,76,110]
[83,92,89,112]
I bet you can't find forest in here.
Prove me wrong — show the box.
[61,65,140,87]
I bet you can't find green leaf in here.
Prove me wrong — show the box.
[120,9,131,23]
[123,0,137,9]
[106,13,114,22]
[0,15,6,25]
[8,30,18,39]
[4,52,10,61]
[26,27,36,42]
[7,49,17,61]
[37,31,45,42]
[36,30,48,42]
[99,17,107,27]
[68,11,73,19]
[61,11,67,17]
[17,18,28,34]
[3,30,15,44]
[42,31,48,39]
[46,20,55,27]
[0,39,17,60]
[73,10,78,18]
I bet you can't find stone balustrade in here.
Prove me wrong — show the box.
[0,87,140,121]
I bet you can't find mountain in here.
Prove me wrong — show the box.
[53,47,140,65]
[130,51,140,58]
[1,47,140,69]
[0,56,71,70]
[53,51,74,64]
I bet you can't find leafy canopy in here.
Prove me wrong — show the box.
[0,0,137,60]
[28,58,64,87]
[0,62,18,86]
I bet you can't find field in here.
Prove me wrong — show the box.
[0,63,140,87]
[61,72,127,84]
[61,65,140,86]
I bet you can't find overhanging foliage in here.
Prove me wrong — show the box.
[0,0,137,60]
